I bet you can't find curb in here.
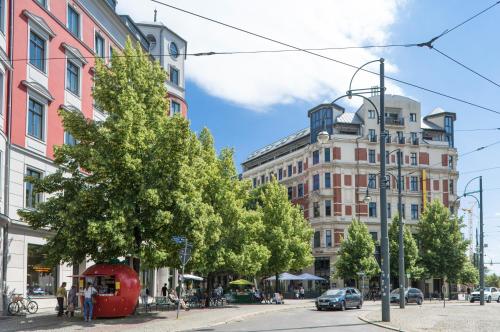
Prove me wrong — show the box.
[358,315,406,332]
[177,302,313,332]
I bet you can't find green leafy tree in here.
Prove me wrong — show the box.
[458,259,479,285]
[485,273,500,287]
[389,216,423,281]
[253,180,313,290]
[19,39,215,271]
[195,129,270,286]
[335,219,380,283]
[417,200,469,284]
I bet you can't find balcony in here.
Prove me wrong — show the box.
[385,135,391,144]
[396,136,406,144]
[385,117,405,126]
[369,135,377,143]
[411,138,419,145]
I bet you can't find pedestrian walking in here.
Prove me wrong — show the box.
[56,282,67,317]
[299,286,305,299]
[83,282,97,322]
[466,287,471,301]
[162,283,168,297]
[66,285,78,317]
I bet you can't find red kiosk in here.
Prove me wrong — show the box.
[74,264,140,318]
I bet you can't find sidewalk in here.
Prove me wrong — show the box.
[360,300,500,332]
[0,299,314,332]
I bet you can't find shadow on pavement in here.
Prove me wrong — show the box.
[194,322,369,332]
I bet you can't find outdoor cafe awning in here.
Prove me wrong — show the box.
[229,279,253,286]
[181,274,203,281]
[296,273,327,281]
[265,272,302,281]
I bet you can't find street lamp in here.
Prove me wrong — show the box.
[331,58,390,322]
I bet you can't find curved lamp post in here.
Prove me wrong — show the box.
[331,58,391,322]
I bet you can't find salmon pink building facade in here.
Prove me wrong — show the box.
[0,0,188,312]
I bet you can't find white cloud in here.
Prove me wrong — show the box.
[117,0,406,110]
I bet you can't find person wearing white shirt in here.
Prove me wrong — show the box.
[83,282,97,322]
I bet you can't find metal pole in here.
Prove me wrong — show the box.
[177,240,188,319]
[397,150,405,309]
[479,176,484,305]
[379,58,390,322]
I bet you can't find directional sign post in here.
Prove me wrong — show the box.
[172,236,192,319]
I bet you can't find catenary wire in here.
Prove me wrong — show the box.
[150,0,500,116]
[432,47,500,89]
[456,128,500,132]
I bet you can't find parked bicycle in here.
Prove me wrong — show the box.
[8,292,39,315]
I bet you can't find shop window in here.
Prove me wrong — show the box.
[27,244,57,297]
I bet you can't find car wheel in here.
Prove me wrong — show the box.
[497,296,500,303]
[416,297,422,305]
[487,296,491,303]
[317,307,322,311]
[341,301,346,311]
[405,297,408,305]
[357,302,362,309]
[470,299,474,303]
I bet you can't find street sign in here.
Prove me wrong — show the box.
[172,236,187,244]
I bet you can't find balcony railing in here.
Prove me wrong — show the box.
[369,135,377,143]
[385,117,405,126]
[411,138,419,145]
[385,135,391,143]
[396,136,405,144]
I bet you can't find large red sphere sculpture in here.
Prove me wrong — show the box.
[82,264,140,318]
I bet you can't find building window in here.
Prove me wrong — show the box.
[384,175,391,189]
[324,148,330,162]
[314,231,321,248]
[27,243,57,297]
[368,110,375,119]
[28,98,44,140]
[287,186,293,200]
[0,72,4,115]
[278,169,283,181]
[25,168,42,208]
[411,204,419,220]
[410,113,417,122]
[261,175,265,184]
[401,203,406,219]
[325,173,331,188]
[109,46,114,61]
[325,200,331,217]
[95,33,105,58]
[66,60,80,95]
[313,150,319,165]
[399,176,405,190]
[325,230,332,247]
[170,66,179,86]
[313,174,320,191]
[410,152,417,166]
[387,203,391,219]
[169,42,179,58]
[369,202,377,217]
[297,161,303,173]
[448,156,453,170]
[411,132,418,144]
[370,232,378,242]
[368,174,377,189]
[313,202,320,217]
[334,229,344,247]
[368,129,377,142]
[449,179,454,194]
[410,176,418,192]
[67,5,80,38]
[29,31,46,72]
[64,131,77,146]
[385,151,390,164]
[368,149,376,163]
[253,178,257,188]
[171,101,181,114]
[444,116,453,147]
[297,183,304,197]
[36,0,47,8]
[0,0,5,33]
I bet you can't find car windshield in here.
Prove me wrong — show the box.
[323,290,344,296]
[474,287,489,292]
[390,288,407,294]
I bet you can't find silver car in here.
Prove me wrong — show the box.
[470,287,500,303]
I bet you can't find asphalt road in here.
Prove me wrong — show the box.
[199,304,385,332]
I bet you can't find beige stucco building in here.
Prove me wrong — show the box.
[242,95,458,296]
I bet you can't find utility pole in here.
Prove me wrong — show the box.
[379,58,390,322]
[397,150,405,309]
[479,176,484,305]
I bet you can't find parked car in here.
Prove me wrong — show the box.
[315,288,362,311]
[470,287,500,303]
[390,288,423,305]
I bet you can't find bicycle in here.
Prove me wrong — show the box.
[8,293,39,315]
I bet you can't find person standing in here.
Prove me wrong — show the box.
[83,282,97,322]
[56,282,67,317]
[161,283,168,297]
[299,286,305,299]
[66,285,78,317]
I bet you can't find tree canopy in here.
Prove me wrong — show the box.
[417,200,468,282]
[389,216,423,280]
[458,259,479,285]
[19,40,214,270]
[335,219,380,280]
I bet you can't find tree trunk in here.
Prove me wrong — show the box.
[275,273,279,293]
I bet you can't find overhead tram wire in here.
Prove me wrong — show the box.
[150,0,500,116]
[456,128,500,132]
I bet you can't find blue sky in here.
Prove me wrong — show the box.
[120,0,500,274]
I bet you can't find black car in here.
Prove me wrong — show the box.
[315,288,363,311]
[390,287,424,305]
